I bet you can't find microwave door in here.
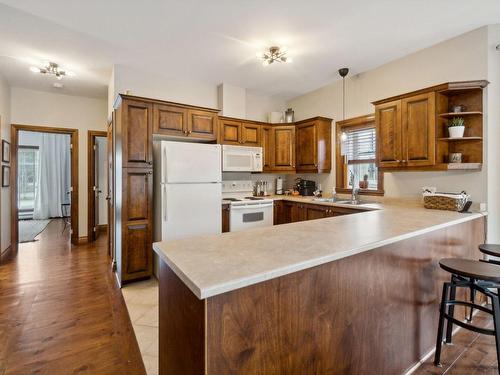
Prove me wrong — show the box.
[224,151,253,172]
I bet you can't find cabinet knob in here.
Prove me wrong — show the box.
[402,160,407,163]
[396,160,401,163]
[188,130,192,135]
[184,130,188,135]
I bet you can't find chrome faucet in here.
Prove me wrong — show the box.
[350,173,360,204]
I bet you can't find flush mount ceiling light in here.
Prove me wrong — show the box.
[256,46,292,66]
[29,62,75,80]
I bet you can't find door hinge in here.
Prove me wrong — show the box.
[93,226,97,232]
[70,228,73,234]
[70,143,73,150]
[93,144,97,151]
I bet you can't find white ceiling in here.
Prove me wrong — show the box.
[1,0,500,100]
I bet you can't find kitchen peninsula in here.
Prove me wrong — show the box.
[153,200,486,375]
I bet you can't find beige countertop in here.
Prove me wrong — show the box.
[153,198,486,300]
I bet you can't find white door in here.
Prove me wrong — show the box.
[162,182,221,241]
[162,141,221,183]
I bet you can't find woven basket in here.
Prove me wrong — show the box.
[423,193,469,211]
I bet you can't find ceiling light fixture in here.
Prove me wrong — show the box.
[29,62,74,80]
[257,46,292,66]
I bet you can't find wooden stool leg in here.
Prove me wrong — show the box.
[492,292,500,375]
[434,282,449,367]
[445,280,457,343]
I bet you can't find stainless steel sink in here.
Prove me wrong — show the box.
[335,200,374,205]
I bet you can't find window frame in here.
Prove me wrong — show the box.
[335,114,384,196]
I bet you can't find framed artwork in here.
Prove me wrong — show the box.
[2,165,9,187]
[2,139,10,163]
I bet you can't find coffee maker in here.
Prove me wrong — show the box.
[295,178,317,196]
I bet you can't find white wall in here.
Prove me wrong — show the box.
[287,27,489,203]
[0,73,11,253]
[246,92,286,122]
[487,25,500,242]
[10,88,107,238]
[112,64,219,109]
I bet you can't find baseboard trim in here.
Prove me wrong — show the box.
[0,245,13,263]
[77,236,88,245]
[97,224,108,233]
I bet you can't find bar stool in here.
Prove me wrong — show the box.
[480,244,500,266]
[434,258,500,372]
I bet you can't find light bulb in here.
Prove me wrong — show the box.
[262,60,270,66]
[286,57,293,64]
[30,66,40,73]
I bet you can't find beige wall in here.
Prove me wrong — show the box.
[287,27,489,203]
[0,73,11,253]
[10,87,107,239]
[111,64,285,123]
[487,25,500,242]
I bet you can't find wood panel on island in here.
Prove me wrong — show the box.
[374,80,488,171]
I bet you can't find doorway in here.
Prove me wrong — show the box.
[87,131,108,242]
[11,124,79,246]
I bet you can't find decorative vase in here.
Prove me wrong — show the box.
[448,126,465,138]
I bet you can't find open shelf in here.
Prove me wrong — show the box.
[438,111,483,118]
[437,137,482,141]
[436,163,482,171]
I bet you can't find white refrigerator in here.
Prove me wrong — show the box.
[153,141,222,243]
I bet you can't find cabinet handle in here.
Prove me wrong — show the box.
[402,160,407,163]
[184,130,188,135]
[396,160,401,163]
[188,130,192,135]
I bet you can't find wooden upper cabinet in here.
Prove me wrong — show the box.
[376,99,402,168]
[219,118,261,146]
[401,92,435,167]
[219,119,242,145]
[187,109,217,140]
[261,125,273,171]
[122,100,153,167]
[295,118,331,173]
[153,104,187,137]
[272,126,295,171]
[241,123,261,146]
[153,104,218,140]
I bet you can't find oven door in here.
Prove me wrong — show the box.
[230,203,273,232]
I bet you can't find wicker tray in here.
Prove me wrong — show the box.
[422,192,469,211]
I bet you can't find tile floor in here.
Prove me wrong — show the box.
[122,278,159,375]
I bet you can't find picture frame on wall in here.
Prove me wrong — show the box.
[2,139,10,163]
[2,165,10,187]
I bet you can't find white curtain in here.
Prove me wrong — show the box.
[33,133,71,219]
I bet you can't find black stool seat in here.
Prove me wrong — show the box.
[479,244,500,257]
[440,258,500,283]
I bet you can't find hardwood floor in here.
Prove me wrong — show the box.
[0,219,146,374]
[413,309,498,374]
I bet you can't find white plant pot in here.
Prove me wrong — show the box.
[448,126,465,138]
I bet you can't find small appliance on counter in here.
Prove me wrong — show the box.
[295,178,317,196]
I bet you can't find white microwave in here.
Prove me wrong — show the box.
[222,145,263,172]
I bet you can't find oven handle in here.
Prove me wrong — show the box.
[231,203,273,210]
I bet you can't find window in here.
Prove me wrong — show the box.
[335,115,384,195]
[18,146,39,211]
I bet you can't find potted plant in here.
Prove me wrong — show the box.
[448,117,465,138]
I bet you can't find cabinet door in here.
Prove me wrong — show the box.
[296,121,317,172]
[273,200,283,225]
[261,125,273,171]
[241,123,261,146]
[376,100,402,168]
[153,104,187,137]
[272,126,296,171]
[220,119,242,145]
[303,204,330,221]
[222,204,230,233]
[188,109,218,140]
[122,100,153,168]
[401,92,435,167]
[122,168,153,281]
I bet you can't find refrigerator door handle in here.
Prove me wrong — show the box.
[163,184,168,221]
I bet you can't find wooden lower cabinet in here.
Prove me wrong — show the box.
[276,200,367,225]
[120,167,153,283]
[222,204,230,233]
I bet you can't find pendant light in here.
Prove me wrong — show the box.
[338,68,349,156]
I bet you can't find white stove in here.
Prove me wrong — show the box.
[222,180,274,232]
